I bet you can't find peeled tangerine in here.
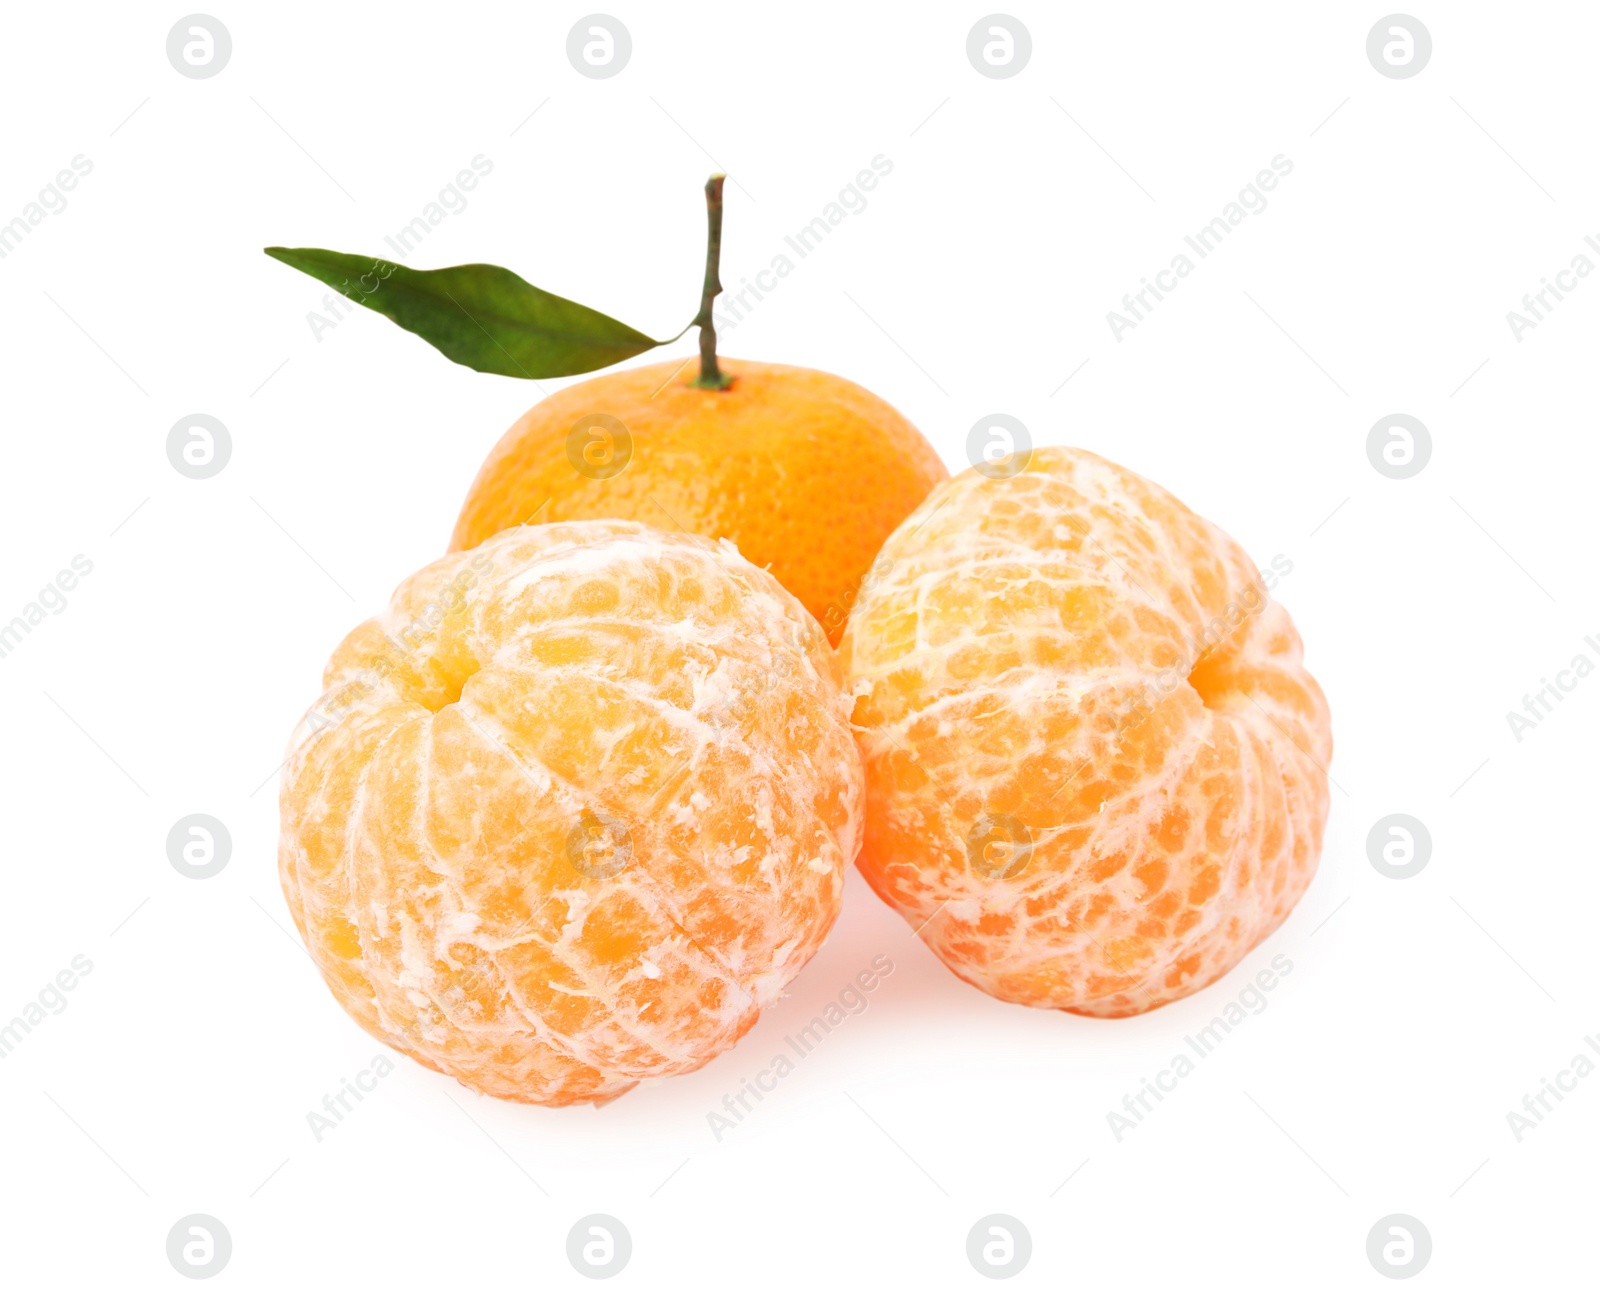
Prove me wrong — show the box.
[840,448,1331,1017]
[278,520,863,1105]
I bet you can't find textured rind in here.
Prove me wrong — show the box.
[839,448,1332,1017]
[449,358,949,645]
[279,520,863,1105]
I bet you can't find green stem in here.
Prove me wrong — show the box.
[692,173,733,390]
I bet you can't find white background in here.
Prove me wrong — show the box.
[1,1,1594,1288]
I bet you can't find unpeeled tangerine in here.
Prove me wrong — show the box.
[278,520,863,1105]
[840,448,1332,1017]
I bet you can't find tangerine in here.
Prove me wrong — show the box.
[278,520,863,1104]
[449,358,948,644]
[840,448,1332,1016]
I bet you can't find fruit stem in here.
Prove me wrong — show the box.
[692,173,733,390]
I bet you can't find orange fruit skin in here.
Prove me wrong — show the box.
[839,448,1332,1017]
[449,358,948,646]
[278,521,863,1105]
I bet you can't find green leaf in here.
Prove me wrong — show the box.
[264,247,679,379]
